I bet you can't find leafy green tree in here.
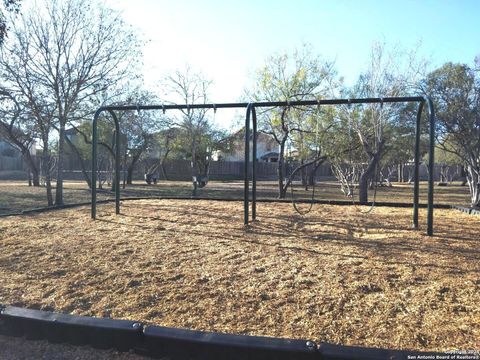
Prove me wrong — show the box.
[344,43,427,202]
[247,45,338,198]
[378,103,430,184]
[435,140,463,184]
[425,62,480,206]
[114,90,166,185]
[71,116,130,189]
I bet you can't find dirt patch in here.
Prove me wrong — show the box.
[0,199,478,352]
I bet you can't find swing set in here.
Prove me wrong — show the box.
[90,96,436,235]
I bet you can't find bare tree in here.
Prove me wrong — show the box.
[163,66,213,195]
[344,43,427,203]
[247,46,337,198]
[0,0,141,205]
[0,88,40,185]
[0,64,57,204]
[155,128,178,181]
[0,0,21,45]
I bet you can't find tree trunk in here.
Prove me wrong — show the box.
[358,155,378,204]
[98,171,103,189]
[110,157,116,192]
[282,157,325,196]
[45,173,53,206]
[110,132,117,192]
[191,138,198,196]
[439,164,447,183]
[308,166,315,186]
[160,162,168,181]
[32,168,39,186]
[55,123,65,206]
[465,164,480,207]
[126,152,141,185]
[301,159,307,189]
[277,140,287,199]
[460,167,468,186]
[41,145,53,206]
[22,151,40,186]
[159,149,171,181]
[65,134,92,189]
[407,165,413,184]
[126,167,134,184]
[123,155,126,189]
[358,174,369,204]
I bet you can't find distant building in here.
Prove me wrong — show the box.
[259,151,279,162]
[64,127,78,142]
[0,129,37,157]
[214,129,279,162]
[0,140,20,158]
[0,132,38,173]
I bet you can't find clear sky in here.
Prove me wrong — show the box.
[102,0,479,127]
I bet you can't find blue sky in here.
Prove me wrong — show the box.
[105,0,479,92]
[104,0,479,125]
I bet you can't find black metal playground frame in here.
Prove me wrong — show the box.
[91,96,436,235]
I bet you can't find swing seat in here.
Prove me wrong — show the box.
[144,173,158,185]
[193,176,208,188]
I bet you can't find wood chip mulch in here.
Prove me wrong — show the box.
[0,200,478,352]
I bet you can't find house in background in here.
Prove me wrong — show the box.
[0,139,20,158]
[0,126,38,158]
[0,135,38,174]
[214,129,279,162]
[65,127,79,143]
[259,151,279,162]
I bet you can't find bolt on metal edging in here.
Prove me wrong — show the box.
[132,322,143,330]
[305,340,317,351]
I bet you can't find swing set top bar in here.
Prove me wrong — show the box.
[94,96,426,112]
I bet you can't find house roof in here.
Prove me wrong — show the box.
[230,128,277,143]
[260,151,279,159]
[65,127,78,136]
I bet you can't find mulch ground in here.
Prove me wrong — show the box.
[0,199,478,353]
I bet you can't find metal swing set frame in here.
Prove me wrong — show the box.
[91,96,436,235]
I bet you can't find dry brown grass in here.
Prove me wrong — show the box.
[0,199,478,352]
[0,179,473,215]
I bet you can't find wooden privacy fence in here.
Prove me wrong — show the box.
[150,160,335,181]
[0,155,24,171]
[0,154,462,183]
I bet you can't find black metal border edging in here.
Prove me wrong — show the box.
[0,305,445,360]
[0,306,142,351]
[90,96,436,236]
